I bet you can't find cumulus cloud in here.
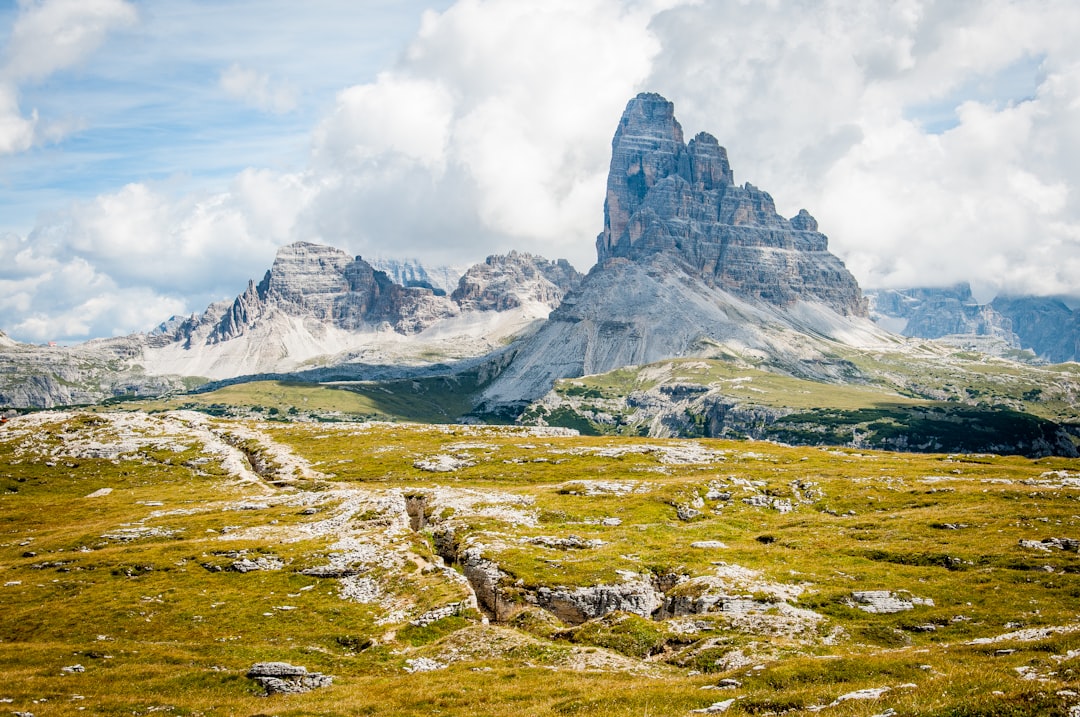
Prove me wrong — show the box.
[3,0,137,81]
[1,172,312,342]
[304,0,676,267]
[220,63,298,114]
[6,0,1080,343]
[642,0,1080,298]
[0,83,36,154]
[0,0,136,155]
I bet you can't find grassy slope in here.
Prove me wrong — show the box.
[1,413,1079,715]
[135,371,486,424]
[532,354,1080,454]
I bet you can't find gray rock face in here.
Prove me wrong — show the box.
[597,93,866,316]
[247,662,333,695]
[533,581,664,624]
[0,336,188,409]
[208,242,459,341]
[867,284,1016,344]
[368,257,466,296]
[478,94,882,412]
[850,590,933,614]
[452,251,582,312]
[991,296,1080,363]
[867,285,1080,362]
[479,253,885,412]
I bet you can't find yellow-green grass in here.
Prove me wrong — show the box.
[2,413,1079,715]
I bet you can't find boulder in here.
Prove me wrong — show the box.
[247,662,333,695]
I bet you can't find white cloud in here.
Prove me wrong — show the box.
[220,63,298,114]
[305,0,677,267]
[313,75,454,172]
[639,0,1080,298]
[3,0,137,81]
[7,0,1080,343]
[0,0,136,155]
[0,83,36,154]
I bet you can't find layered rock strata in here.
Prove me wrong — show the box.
[479,93,882,412]
[597,92,866,316]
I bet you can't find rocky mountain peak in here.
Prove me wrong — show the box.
[451,251,582,312]
[207,241,459,343]
[595,93,865,318]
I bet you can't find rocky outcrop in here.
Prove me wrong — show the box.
[207,242,459,341]
[246,662,333,695]
[850,590,933,614]
[477,94,883,413]
[368,257,466,296]
[0,335,188,409]
[452,251,582,312]
[533,581,664,625]
[991,296,1080,363]
[867,284,1016,344]
[867,285,1080,363]
[597,93,866,316]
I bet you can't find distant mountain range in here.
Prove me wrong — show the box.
[867,284,1080,363]
[0,246,580,407]
[1,92,1078,458]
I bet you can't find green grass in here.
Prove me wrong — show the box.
[533,356,1080,456]
[1,411,1080,715]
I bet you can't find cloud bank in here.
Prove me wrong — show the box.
[4,0,1080,343]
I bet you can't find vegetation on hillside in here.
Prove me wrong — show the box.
[1,411,1079,715]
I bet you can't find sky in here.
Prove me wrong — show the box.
[2,0,1080,344]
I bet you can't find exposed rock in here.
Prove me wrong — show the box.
[247,662,333,695]
[690,698,735,714]
[868,284,1016,344]
[459,547,511,620]
[675,504,703,521]
[410,601,472,627]
[991,295,1080,363]
[228,556,284,573]
[524,535,605,550]
[413,454,477,473]
[597,93,866,316]
[1019,537,1080,552]
[851,590,934,614]
[209,243,459,342]
[867,284,1080,362]
[533,580,664,624]
[0,335,189,409]
[403,657,448,673]
[451,251,581,312]
[368,257,467,296]
[478,94,882,413]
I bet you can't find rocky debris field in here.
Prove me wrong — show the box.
[1,410,1079,715]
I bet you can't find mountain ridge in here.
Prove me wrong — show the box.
[478,92,880,413]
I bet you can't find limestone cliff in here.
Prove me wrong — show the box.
[991,296,1080,363]
[136,243,580,383]
[206,242,459,342]
[451,252,582,312]
[478,93,883,413]
[868,284,1017,344]
[597,93,866,316]
[866,285,1080,363]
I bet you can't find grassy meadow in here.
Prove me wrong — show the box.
[1,408,1079,715]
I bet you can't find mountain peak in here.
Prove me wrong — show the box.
[596,92,865,317]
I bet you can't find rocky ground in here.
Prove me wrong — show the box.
[1,410,1079,715]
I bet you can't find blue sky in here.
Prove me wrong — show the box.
[3,0,1080,343]
[0,0,449,231]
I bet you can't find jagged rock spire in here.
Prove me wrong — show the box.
[595,92,865,317]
